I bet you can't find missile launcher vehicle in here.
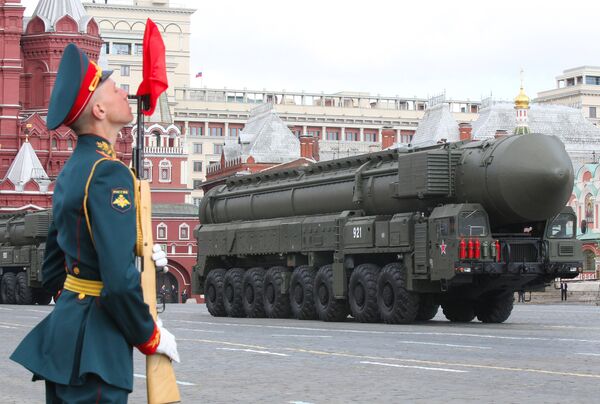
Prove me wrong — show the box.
[193,133,583,323]
[0,210,53,305]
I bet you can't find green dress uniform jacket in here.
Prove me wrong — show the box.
[11,134,157,392]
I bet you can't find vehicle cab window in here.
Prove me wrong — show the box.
[458,210,488,237]
[435,217,455,238]
[547,213,576,239]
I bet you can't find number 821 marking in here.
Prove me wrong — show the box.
[352,227,362,239]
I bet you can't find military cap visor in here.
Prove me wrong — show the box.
[47,43,114,130]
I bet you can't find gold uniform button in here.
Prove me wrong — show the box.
[78,293,86,300]
[73,267,80,275]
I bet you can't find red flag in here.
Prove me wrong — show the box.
[136,18,168,116]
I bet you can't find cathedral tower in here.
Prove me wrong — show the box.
[514,70,531,135]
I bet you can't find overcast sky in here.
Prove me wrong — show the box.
[19,0,600,101]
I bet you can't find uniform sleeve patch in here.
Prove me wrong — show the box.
[111,188,132,212]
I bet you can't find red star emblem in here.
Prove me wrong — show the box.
[440,240,447,255]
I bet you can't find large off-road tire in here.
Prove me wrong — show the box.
[349,263,380,323]
[442,301,475,322]
[223,268,245,317]
[263,266,291,318]
[243,267,266,318]
[204,268,227,317]
[377,263,419,324]
[33,290,53,305]
[314,265,348,322]
[416,294,439,321]
[15,272,33,305]
[289,265,317,320]
[1,273,17,304]
[475,293,514,323]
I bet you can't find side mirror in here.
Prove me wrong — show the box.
[581,219,587,234]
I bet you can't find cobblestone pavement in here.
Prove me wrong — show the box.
[2,303,599,403]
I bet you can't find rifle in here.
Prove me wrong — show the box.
[130,94,181,404]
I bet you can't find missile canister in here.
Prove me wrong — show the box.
[199,133,573,228]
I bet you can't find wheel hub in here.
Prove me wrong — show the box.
[207,284,216,302]
[318,283,329,305]
[265,283,275,304]
[293,283,303,304]
[382,283,394,308]
[245,284,254,303]
[354,283,365,307]
[225,284,234,302]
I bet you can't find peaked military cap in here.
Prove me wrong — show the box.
[47,43,113,130]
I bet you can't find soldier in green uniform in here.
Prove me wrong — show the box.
[10,43,179,403]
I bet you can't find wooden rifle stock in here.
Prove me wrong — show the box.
[138,180,180,403]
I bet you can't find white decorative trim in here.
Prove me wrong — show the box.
[156,222,168,240]
[179,223,190,240]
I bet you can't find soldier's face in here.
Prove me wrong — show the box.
[96,79,134,125]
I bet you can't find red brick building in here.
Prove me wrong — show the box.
[0,0,198,300]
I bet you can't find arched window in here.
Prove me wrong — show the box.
[179,223,190,240]
[67,138,73,150]
[153,131,161,147]
[157,223,167,240]
[159,160,172,183]
[170,244,176,254]
[187,244,193,254]
[51,137,58,150]
[143,159,153,181]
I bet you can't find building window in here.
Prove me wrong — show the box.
[120,65,130,76]
[585,76,600,85]
[193,143,202,154]
[190,126,203,137]
[134,43,143,55]
[179,224,190,240]
[188,244,193,254]
[229,127,240,137]
[171,244,176,254]
[345,132,358,141]
[292,129,302,137]
[113,43,131,55]
[308,130,320,138]
[159,160,172,182]
[67,138,73,150]
[590,106,597,119]
[326,131,339,141]
[213,144,224,155]
[120,84,129,93]
[193,180,202,189]
[143,159,152,181]
[364,132,377,142]
[157,223,167,240]
[51,138,57,150]
[192,197,202,206]
[193,161,203,172]
[103,43,109,54]
[210,127,223,137]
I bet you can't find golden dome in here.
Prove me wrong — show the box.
[514,86,530,109]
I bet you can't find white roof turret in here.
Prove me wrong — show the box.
[31,0,92,33]
[5,140,51,192]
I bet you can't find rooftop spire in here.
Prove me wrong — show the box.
[514,68,531,135]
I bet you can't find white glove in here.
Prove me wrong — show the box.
[155,317,180,363]
[152,244,168,272]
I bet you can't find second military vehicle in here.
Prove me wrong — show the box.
[0,210,53,305]
[192,133,582,323]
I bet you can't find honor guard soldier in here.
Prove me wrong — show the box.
[11,43,179,403]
